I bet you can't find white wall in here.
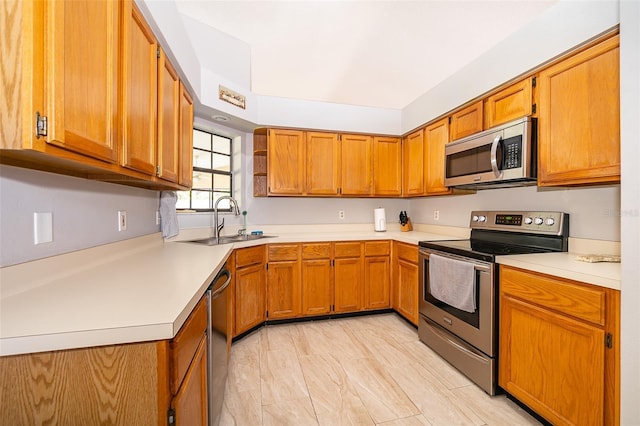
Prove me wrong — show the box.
[402,1,620,132]
[0,166,160,267]
[619,0,640,423]
[409,185,621,241]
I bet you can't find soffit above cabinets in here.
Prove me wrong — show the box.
[173,0,557,110]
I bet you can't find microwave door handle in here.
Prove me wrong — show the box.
[490,135,503,178]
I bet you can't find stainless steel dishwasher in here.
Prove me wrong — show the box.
[207,267,232,426]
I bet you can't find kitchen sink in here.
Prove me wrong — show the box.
[185,234,276,246]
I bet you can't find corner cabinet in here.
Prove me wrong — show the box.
[234,245,267,335]
[499,266,619,426]
[537,35,620,186]
[1,0,194,191]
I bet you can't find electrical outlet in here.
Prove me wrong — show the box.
[34,212,53,244]
[156,211,160,226]
[338,210,345,220]
[433,210,440,221]
[118,211,127,231]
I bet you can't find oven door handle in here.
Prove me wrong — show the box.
[490,135,503,178]
[419,252,491,273]
[427,320,490,364]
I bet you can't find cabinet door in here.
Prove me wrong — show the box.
[301,259,333,316]
[364,256,390,310]
[268,129,306,194]
[120,0,157,175]
[306,132,340,195]
[396,259,419,325]
[235,263,266,335]
[172,336,208,426]
[341,134,372,195]
[424,117,451,195]
[45,0,119,163]
[157,49,180,183]
[402,129,425,196]
[449,100,483,141]
[373,136,402,196]
[499,295,605,426]
[179,83,194,187]
[267,260,301,319]
[484,77,533,129]
[334,257,363,312]
[538,35,620,186]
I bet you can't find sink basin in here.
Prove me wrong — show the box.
[185,234,276,246]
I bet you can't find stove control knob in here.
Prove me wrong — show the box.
[524,217,533,225]
[545,217,555,226]
[472,215,479,222]
[534,217,544,225]
[478,215,487,222]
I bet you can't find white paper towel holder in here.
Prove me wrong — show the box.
[374,207,386,232]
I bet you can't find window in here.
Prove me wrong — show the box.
[177,129,233,211]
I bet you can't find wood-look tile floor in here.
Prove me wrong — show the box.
[220,313,541,426]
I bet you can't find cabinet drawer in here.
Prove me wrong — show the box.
[268,244,299,261]
[302,243,331,260]
[170,295,208,394]
[334,242,362,258]
[500,266,606,326]
[236,245,265,268]
[364,241,390,256]
[396,242,418,263]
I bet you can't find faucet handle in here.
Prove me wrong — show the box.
[217,217,225,233]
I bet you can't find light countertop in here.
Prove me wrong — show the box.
[0,228,460,356]
[1,228,621,357]
[496,252,621,290]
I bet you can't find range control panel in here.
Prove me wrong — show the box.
[470,211,568,236]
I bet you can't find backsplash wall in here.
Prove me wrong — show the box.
[0,165,161,267]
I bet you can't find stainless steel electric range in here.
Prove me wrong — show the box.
[418,210,569,395]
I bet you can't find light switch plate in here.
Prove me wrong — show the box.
[34,212,53,244]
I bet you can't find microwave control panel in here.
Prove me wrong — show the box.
[503,136,522,169]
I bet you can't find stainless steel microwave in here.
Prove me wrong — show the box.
[445,117,537,189]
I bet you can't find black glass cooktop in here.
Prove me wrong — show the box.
[419,239,558,262]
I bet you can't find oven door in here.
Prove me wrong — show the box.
[418,248,496,357]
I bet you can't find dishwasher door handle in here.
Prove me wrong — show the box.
[210,269,232,299]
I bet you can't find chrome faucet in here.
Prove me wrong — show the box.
[214,196,241,244]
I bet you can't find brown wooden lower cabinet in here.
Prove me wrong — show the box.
[234,245,266,335]
[499,265,619,426]
[301,243,333,315]
[392,241,420,325]
[334,242,365,312]
[0,295,209,426]
[266,244,302,319]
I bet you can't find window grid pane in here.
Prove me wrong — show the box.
[177,129,232,212]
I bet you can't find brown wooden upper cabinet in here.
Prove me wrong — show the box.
[267,129,306,195]
[341,134,373,195]
[537,35,620,186]
[157,48,181,183]
[259,129,400,197]
[121,0,157,176]
[178,83,194,187]
[449,100,483,141]
[2,0,194,191]
[424,117,452,195]
[373,136,402,196]
[306,132,341,195]
[484,76,535,129]
[44,0,120,164]
[402,129,425,196]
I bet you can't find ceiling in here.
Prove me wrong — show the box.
[174,1,557,110]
